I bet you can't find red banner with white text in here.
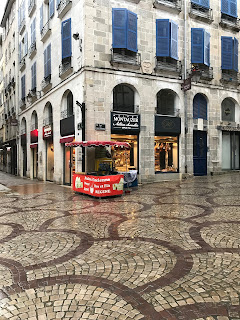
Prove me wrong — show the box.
[73,174,124,197]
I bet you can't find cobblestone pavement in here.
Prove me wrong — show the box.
[0,171,240,320]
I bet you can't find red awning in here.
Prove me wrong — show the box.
[60,135,75,144]
[65,141,130,148]
[30,143,38,149]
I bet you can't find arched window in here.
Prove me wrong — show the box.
[221,98,235,122]
[193,94,207,120]
[43,103,53,126]
[113,84,134,113]
[67,91,73,116]
[157,89,175,116]
[31,111,38,130]
[21,118,26,134]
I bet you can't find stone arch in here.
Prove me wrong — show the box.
[221,97,237,122]
[60,90,74,118]
[43,102,53,126]
[112,83,139,113]
[31,110,38,130]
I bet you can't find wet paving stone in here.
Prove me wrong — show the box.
[0,171,240,319]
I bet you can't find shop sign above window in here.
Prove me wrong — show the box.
[111,112,140,133]
[43,125,53,139]
[155,115,181,135]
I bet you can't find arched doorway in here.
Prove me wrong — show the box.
[193,93,208,176]
[21,118,27,177]
[31,111,38,178]
[221,98,239,170]
[43,103,54,181]
[60,90,75,185]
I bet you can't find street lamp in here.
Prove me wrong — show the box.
[76,101,85,172]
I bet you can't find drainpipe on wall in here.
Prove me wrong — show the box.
[184,0,188,174]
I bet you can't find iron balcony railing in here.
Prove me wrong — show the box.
[41,20,51,41]
[110,49,141,67]
[155,59,182,73]
[220,14,240,31]
[190,65,214,81]
[59,59,72,77]
[221,70,240,84]
[20,98,26,109]
[19,57,26,71]
[19,18,26,34]
[61,109,74,120]
[29,41,36,57]
[154,0,181,11]
[43,115,53,126]
[189,3,213,21]
[28,0,36,16]
[41,75,51,90]
[57,0,72,17]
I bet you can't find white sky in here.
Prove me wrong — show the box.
[0,0,8,26]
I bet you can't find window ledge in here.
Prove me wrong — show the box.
[220,15,240,31]
[110,49,141,70]
[221,71,240,85]
[29,42,37,59]
[155,59,182,75]
[189,4,213,23]
[41,75,52,92]
[19,19,26,35]
[57,0,72,19]
[28,0,36,17]
[59,60,73,79]
[153,0,181,12]
[41,21,51,42]
[19,57,26,71]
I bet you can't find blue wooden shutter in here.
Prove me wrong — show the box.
[127,11,137,52]
[61,18,71,59]
[234,37,238,71]
[204,31,210,66]
[24,33,28,56]
[191,28,204,63]
[49,0,54,18]
[221,36,233,69]
[229,0,237,17]
[221,0,229,15]
[44,48,47,77]
[170,21,178,60]
[21,75,25,99]
[19,43,22,61]
[31,64,34,89]
[31,62,36,89]
[200,0,209,8]
[47,44,51,76]
[22,0,25,20]
[33,18,36,42]
[40,4,43,31]
[112,9,127,49]
[156,19,170,57]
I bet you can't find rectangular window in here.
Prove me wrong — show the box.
[31,18,36,44]
[155,136,178,173]
[156,20,179,60]
[31,62,37,90]
[191,28,210,66]
[221,36,238,71]
[112,8,137,53]
[21,75,26,99]
[221,0,237,18]
[44,44,51,78]
[61,18,71,60]
[111,134,138,172]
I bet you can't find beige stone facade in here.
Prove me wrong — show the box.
[1,0,240,183]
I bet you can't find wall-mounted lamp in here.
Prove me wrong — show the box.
[73,33,79,40]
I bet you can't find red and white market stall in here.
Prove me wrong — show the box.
[65,141,130,197]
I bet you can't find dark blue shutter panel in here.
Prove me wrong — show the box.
[24,33,28,56]
[234,37,238,71]
[47,44,51,76]
[193,94,207,120]
[170,21,178,60]
[221,36,233,69]
[229,0,237,17]
[31,65,34,89]
[19,43,22,61]
[191,28,204,63]
[156,19,170,57]
[62,18,72,59]
[127,11,137,52]
[49,0,54,17]
[40,4,43,31]
[112,9,127,49]
[221,0,229,15]
[200,0,209,8]
[204,31,210,66]
[33,18,36,42]
[44,48,47,78]
[31,62,36,89]
[21,75,26,99]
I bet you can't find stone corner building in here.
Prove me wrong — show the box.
[0,0,240,184]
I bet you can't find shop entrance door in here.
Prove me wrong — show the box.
[23,147,27,177]
[33,148,38,178]
[222,132,240,170]
[193,131,207,176]
[64,147,71,185]
[46,140,54,181]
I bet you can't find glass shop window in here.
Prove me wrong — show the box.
[155,136,178,172]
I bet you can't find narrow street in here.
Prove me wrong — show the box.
[0,171,240,320]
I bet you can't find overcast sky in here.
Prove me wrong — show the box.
[0,0,8,26]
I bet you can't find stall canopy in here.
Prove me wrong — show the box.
[65,141,130,148]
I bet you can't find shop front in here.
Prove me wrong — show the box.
[218,125,240,170]
[43,125,54,181]
[155,115,181,173]
[111,112,140,172]
[21,135,27,177]
[30,129,38,178]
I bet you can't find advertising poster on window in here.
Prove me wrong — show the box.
[73,174,124,197]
